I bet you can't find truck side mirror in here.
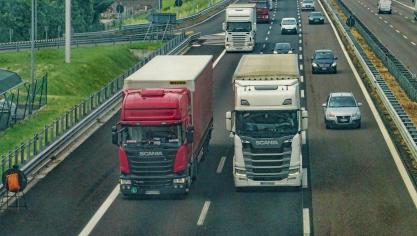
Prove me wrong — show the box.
[187,126,194,143]
[222,22,226,31]
[226,111,232,132]
[253,23,257,31]
[112,126,118,145]
[301,109,309,131]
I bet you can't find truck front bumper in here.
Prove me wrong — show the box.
[119,175,189,196]
[233,171,302,187]
[225,44,254,52]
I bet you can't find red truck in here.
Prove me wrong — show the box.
[112,55,213,196]
[251,0,270,23]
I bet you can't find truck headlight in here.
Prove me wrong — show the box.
[289,167,299,175]
[173,177,187,184]
[120,179,132,185]
[235,168,246,175]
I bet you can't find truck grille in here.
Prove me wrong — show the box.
[231,35,247,47]
[125,147,177,189]
[243,144,291,181]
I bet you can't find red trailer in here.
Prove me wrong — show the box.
[112,55,213,196]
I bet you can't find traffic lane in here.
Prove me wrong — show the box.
[303,1,417,234]
[90,49,240,236]
[344,0,417,73]
[0,115,120,236]
[201,1,303,235]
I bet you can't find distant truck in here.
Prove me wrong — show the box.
[112,55,213,196]
[226,54,308,189]
[377,0,392,14]
[250,0,270,23]
[223,4,257,52]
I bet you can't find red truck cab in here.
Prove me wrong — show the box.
[112,56,213,197]
[251,0,270,23]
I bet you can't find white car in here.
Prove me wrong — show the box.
[377,0,392,14]
[280,18,298,34]
[301,0,315,11]
[322,92,362,129]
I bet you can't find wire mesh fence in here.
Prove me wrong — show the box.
[0,74,48,131]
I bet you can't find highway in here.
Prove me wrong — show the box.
[344,0,417,75]
[0,0,417,235]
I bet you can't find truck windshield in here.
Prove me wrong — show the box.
[124,124,183,146]
[236,110,298,137]
[226,22,252,32]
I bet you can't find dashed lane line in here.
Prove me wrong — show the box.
[411,42,416,46]
[303,208,311,235]
[302,168,308,188]
[301,89,305,98]
[197,201,211,226]
[216,156,227,174]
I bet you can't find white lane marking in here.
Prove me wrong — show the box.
[392,0,414,10]
[319,0,417,210]
[270,21,273,25]
[269,26,272,30]
[299,64,304,71]
[405,16,409,19]
[378,16,382,20]
[267,31,270,35]
[213,49,226,68]
[79,185,119,236]
[403,35,408,39]
[302,168,308,188]
[299,46,303,51]
[299,39,302,44]
[301,89,305,98]
[374,13,378,16]
[216,156,227,174]
[390,24,394,28]
[411,42,416,46]
[299,33,302,37]
[399,12,403,15]
[263,44,266,48]
[300,75,304,83]
[265,37,269,41]
[395,29,400,33]
[303,208,311,235]
[299,54,303,60]
[197,201,211,226]
[383,20,388,23]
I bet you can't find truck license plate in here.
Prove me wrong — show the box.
[145,190,160,195]
[260,182,275,186]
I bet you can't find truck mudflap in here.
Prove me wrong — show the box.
[119,174,191,196]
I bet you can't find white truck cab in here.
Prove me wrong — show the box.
[378,0,392,14]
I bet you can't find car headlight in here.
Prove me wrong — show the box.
[327,112,335,118]
[331,62,337,67]
[173,177,187,184]
[352,111,361,119]
[312,62,318,67]
[320,17,324,20]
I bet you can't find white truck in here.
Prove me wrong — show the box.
[226,54,308,189]
[377,0,392,14]
[223,4,257,52]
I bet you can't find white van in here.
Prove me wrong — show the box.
[378,0,392,14]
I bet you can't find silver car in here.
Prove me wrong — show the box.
[301,0,315,11]
[322,92,362,129]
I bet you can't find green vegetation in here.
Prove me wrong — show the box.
[0,41,162,153]
[122,0,222,26]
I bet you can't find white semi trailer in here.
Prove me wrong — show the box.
[223,4,257,52]
[226,54,308,189]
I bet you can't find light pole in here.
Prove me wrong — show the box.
[29,0,36,114]
[65,0,71,63]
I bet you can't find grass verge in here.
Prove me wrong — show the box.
[0,41,162,154]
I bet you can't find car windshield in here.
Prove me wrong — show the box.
[315,52,333,59]
[255,2,268,8]
[226,22,252,32]
[328,96,357,108]
[304,0,313,3]
[236,110,299,137]
[275,43,291,50]
[311,12,322,17]
[282,19,296,25]
[124,124,183,146]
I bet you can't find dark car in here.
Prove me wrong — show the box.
[311,49,338,74]
[273,43,293,54]
[308,11,324,24]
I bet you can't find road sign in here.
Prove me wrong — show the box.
[116,4,124,14]
[150,13,177,24]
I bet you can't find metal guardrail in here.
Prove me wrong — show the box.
[0,0,230,50]
[0,32,193,197]
[335,0,417,102]
[0,32,174,51]
[320,0,417,163]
